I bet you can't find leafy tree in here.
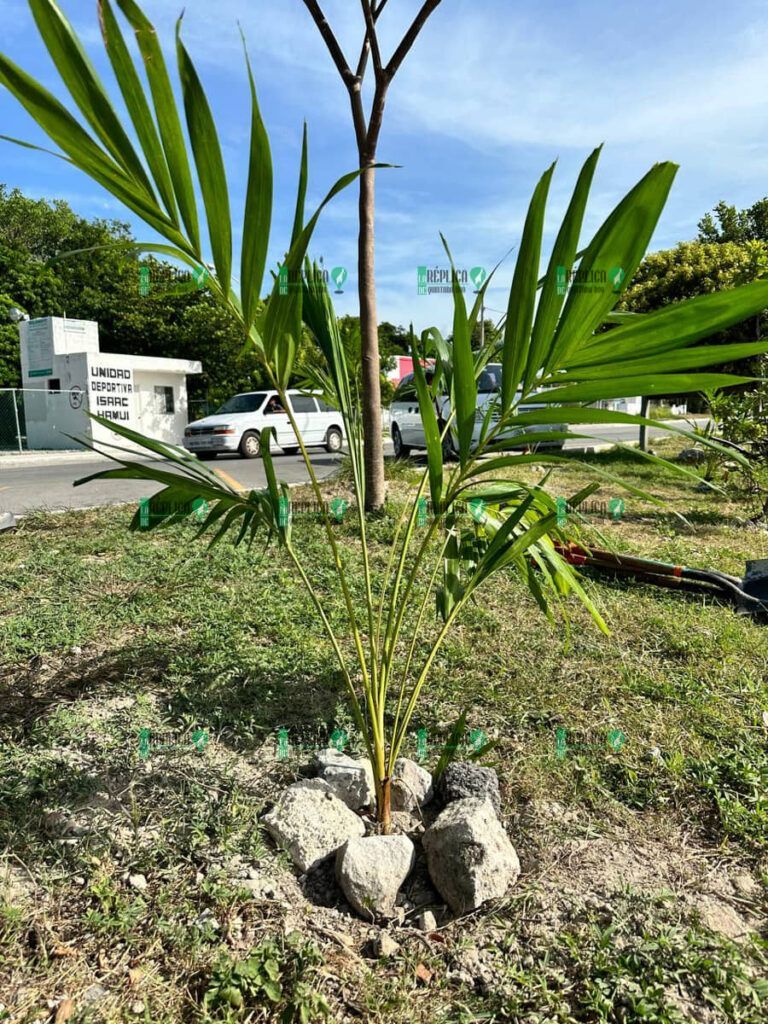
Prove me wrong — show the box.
[619,240,768,377]
[698,198,768,244]
[0,242,63,386]
[297,314,398,403]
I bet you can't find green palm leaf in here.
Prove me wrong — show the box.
[115,0,201,250]
[240,31,273,333]
[501,161,555,409]
[176,17,232,295]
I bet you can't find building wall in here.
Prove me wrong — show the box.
[18,317,200,451]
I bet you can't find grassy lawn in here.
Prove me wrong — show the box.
[1,439,767,1023]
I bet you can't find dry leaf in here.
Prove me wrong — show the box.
[55,999,75,1023]
[415,963,433,985]
[52,945,78,959]
[128,968,144,989]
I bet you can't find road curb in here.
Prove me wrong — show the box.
[0,449,105,469]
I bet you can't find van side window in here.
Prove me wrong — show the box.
[317,399,337,412]
[290,395,318,413]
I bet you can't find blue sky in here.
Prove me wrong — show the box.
[2,0,768,332]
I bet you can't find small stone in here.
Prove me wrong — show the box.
[130,1002,145,1015]
[437,762,501,815]
[336,834,415,919]
[390,811,424,835]
[237,876,277,899]
[678,447,707,464]
[374,932,400,957]
[128,873,147,891]
[391,758,433,813]
[262,779,365,873]
[194,908,220,930]
[423,798,520,913]
[731,873,760,899]
[69,646,83,656]
[238,878,264,895]
[314,748,375,811]
[416,910,437,932]
[82,984,108,1005]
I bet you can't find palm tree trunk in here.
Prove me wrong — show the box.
[378,776,392,833]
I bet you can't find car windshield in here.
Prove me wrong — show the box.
[215,393,267,415]
[478,367,500,392]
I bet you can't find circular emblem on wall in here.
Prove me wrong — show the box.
[69,385,84,410]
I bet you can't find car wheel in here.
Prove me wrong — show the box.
[239,431,261,459]
[325,426,343,453]
[440,423,457,462]
[282,446,299,456]
[392,423,411,459]
[196,452,218,461]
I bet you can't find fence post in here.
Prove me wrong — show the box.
[12,388,23,452]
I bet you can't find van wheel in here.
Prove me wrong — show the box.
[392,424,411,459]
[325,427,343,453]
[282,446,299,456]
[197,452,217,461]
[239,431,261,459]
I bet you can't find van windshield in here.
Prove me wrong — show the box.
[216,393,267,414]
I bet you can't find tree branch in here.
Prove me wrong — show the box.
[360,0,383,78]
[385,0,443,81]
[301,0,356,88]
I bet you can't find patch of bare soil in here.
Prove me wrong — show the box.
[511,799,766,942]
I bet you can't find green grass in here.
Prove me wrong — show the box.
[1,440,767,1022]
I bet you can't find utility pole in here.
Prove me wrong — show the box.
[639,396,650,452]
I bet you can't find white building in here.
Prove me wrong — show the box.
[19,317,202,451]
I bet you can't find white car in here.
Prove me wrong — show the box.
[389,362,566,459]
[183,389,345,460]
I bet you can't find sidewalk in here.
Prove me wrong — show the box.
[0,448,107,469]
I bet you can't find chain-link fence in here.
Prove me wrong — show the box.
[0,388,88,453]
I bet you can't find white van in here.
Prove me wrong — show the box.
[388,362,566,459]
[183,390,345,460]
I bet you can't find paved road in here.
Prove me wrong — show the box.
[1,450,342,516]
[1,419,700,516]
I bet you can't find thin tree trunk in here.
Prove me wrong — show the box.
[301,0,444,510]
[358,163,385,511]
